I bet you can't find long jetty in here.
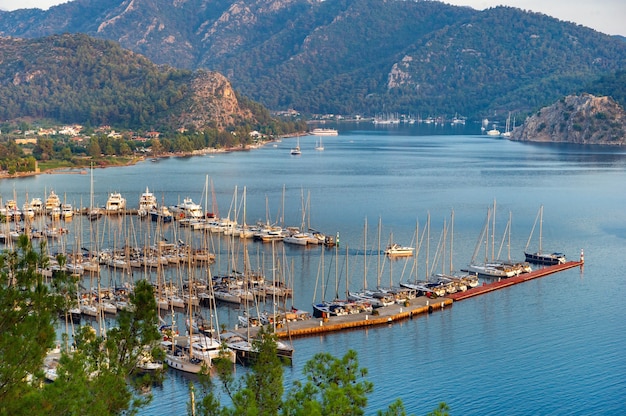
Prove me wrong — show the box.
[269,257,584,340]
[448,260,583,301]
[275,297,452,339]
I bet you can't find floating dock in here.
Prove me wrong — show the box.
[274,296,453,339]
[268,257,584,340]
[448,260,583,301]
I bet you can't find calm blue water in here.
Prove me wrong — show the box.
[2,123,625,414]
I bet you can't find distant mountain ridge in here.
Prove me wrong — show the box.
[1,0,626,119]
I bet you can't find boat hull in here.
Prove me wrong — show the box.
[524,252,566,265]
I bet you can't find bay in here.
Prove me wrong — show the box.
[1,123,625,415]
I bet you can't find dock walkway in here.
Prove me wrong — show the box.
[448,260,582,301]
[235,258,584,341]
[274,296,452,339]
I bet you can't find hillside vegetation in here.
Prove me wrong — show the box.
[1,0,625,119]
[0,34,273,131]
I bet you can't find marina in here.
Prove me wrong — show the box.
[0,126,623,415]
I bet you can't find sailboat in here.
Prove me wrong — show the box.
[290,137,301,155]
[465,201,528,278]
[501,112,512,138]
[314,136,324,151]
[524,205,566,265]
[88,164,103,220]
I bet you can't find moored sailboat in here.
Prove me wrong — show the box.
[524,205,566,265]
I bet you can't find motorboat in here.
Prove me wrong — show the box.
[150,205,173,222]
[45,191,61,214]
[105,192,126,214]
[29,197,43,215]
[61,203,73,220]
[170,197,203,220]
[138,187,157,217]
[384,243,415,257]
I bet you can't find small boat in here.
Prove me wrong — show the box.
[315,137,324,151]
[105,192,126,215]
[384,243,414,257]
[290,138,302,155]
[88,208,103,221]
[150,205,173,223]
[61,203,73,220]
[486,125,501,136]
[310,128,338,136]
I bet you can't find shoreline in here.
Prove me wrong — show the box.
[0,136,293,180]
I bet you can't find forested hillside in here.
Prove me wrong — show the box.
[0,34,264,130]
[1,0,625,118]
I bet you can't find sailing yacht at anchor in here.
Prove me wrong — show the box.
[524,205,566,265]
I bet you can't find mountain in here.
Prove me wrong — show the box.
[511,94,626,145]
[0,34,257,130]
[1,0,626,119]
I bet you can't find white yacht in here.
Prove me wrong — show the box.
[310,128,338,136]
[29,197,43,215]
[105,192,126,214]
[138,187,157,217]
[61,203,73,220]
[170,197,203,220]
[45,191,61,214]
[384,243,415,257]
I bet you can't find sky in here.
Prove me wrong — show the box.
[0,0,624,37]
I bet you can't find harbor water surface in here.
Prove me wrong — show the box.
[1,123,625,414]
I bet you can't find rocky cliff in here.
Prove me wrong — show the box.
[170,70,254,130]
[511,94,626,145]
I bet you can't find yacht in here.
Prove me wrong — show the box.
[310,128,338,136]
[138,187,157,217]
[4,200,21,221]
[105,192,126,215]
[29,197,43,215]
[170,197,203,220]
[61,203,73,220]
[45,191,61,214]
[384,243,415,257]
[150,205,173,223]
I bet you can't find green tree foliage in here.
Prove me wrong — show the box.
[193,329,436,416]
[0,237,71,414]
[0,239,163,415]
[282,349,373,415]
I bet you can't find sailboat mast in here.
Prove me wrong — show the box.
[539,205,544,254]
[492,199,496,261]
[363,218,367,290]
[450,209,454,274]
